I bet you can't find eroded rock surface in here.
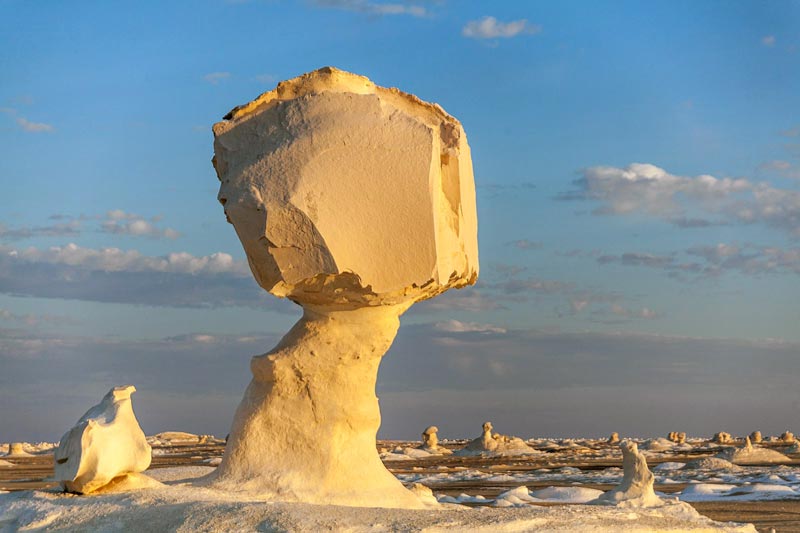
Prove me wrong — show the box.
[54,385,152,494]
[210,67,479,508]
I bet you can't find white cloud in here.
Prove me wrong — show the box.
[564,163,800,237]
[0,242,291,309]
[100,210,180,239]
[5,243,247,275]
[310,0,427,17]
[16,117,54,133]
[434,319,506,334]
[762,35,776,47]
[204,72,231,85]
[758,159,800,180]
[462,16,541,39]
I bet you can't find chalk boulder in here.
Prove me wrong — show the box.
[54,386,153,494]
[596,441,660,507]
[607,432,620,444]
[749,430,762,444]
[210,67,478,508]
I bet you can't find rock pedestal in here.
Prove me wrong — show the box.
[210,67,478,508]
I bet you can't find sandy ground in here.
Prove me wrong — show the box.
[2,438,799,531]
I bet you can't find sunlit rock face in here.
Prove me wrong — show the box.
[54,386,152,494]
[597,441,660,507]
[210,67,479,508]
[213,66,478,307]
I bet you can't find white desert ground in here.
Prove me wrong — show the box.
[3,428,800,531]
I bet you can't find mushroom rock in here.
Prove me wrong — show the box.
[418,426,451,455]
[54,386,153,494]
[780,431,795,443]
[607,432,620,444]
[749,430,762,444]
[596,441,660,507]
[210,67,478,508]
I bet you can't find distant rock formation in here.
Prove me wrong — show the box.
[607,432,620,444]
[5,443,31,457]
[667,431,686,444]
[715,435,790,465]
[711,431,734,444]
[596,441,660,507]
[455,421,536,456]
[418,426,451,455]
[54,386,154,494]
[780,431,795,443]
[749,430,762,444]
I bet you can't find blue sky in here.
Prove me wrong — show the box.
[1,0,799,441]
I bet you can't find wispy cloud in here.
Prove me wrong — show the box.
[561,163,800,237]
[780,127,800,138]
[507,239,543,250]
[203,72,231,85]
[758,159,800,180]
[1,107,54,133]
[16,117,54,133]
[762,35,776,47]
[462,16,541,40]
[597,243,800,280]
[310,0,428,17]
[101,210,180,239]
[0,220,82,241]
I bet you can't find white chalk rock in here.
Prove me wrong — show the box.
[418,425,451,454]
[607,432,620,444]
[213,66,478,307]
[715,436,790,465]
[5,443,31,457]
[596,441,661,507]
[210,67,478,509]
[749,430,762,444]
[54,385,152,494]
[455,421,536,456]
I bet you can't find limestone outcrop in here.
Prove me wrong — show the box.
[210,67,479,508]
[607,432,620,444]
[596,441,660,507]
[455,421,536,456]
[418,426,451,454]
[54,386,153,494]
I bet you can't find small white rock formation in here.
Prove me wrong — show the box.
[455,421,536,456]
[596,441,660,507]
[5,443,31,457]
[210,67,478,508]
[667,431,687,444]
[418,426,451,455]
[780,431,795,443]
[607,432,620,444]
[712,431,734,444]
[749,430,762,444]
[715,436,790,465]
[54,386,153,494]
